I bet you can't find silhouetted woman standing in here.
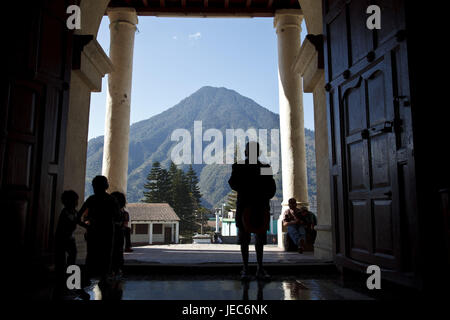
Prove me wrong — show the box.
[78,176,121,283]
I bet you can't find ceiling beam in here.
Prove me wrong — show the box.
[133,7,275,17]
[106,0,302,17]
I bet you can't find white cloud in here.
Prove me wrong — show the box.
[172,36,178,40]
[188,32,202,40]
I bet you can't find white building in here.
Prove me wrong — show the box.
[222,209,237,236]
[128,203,180,245]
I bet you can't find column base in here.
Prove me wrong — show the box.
[277,208,287,250]
[313,224,333,260]
[74,226,87,264]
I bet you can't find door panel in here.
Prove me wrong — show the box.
[344,78,365,136]
[340,58,399,269]
[347,141,368,192]
[370,134,391,189]
[348,0,373,64]
[349,199,370,252]
[324,0,416,283]
[367,71,388,126]
[327,10,349,80]
[2,0,75,267]
[376,0,406,46]
[372,199,394,255]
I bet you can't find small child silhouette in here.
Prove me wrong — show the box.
[54,190,79,288]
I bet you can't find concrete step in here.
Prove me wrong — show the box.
[122,262,338,276]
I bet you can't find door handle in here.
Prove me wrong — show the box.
[381,121,393,133]
[371,120,402,134]
[394,95,410,107]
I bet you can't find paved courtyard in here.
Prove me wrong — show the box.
[124,244,329,265]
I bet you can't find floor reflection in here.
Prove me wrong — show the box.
[91,279,124,300]
[76,275,373,300]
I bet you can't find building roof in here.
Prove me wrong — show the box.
[127,203,180,222]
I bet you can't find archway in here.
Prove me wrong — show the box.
[64,0,333,262]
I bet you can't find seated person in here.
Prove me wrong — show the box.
[283,198,306,253]
[283,198,317,253]
[297,206,317,250]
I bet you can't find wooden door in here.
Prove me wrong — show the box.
[164,227,172,244]
[324,0,418,285]
[2,0,75,271]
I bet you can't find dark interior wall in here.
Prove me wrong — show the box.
[404,1,450,291]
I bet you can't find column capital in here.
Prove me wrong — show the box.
[73,39,113,92]
[107,7,138,26]
[274,9,303,33]
[294,34,325,92]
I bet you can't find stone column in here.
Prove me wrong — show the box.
[215,210,220,233]
[149,222,153,244]
[274,9,308,249]
[64,38,113,197]
[102,8,138,194]
[294,34,333,260]
[311,74,332,260]
[175,222,179,244]
[64,37,113,263]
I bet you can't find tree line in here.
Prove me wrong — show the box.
[142,162,209,238]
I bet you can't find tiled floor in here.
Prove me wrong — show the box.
[78,275,373,300]
[67,244,373,300]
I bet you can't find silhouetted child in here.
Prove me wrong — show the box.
[111,191,127,276]
[55,190,79,287]
[123,208,133,252]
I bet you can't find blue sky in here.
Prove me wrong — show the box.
[88,16,315,139]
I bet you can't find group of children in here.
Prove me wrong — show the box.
[54,175,133,298]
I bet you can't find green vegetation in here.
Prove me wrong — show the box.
[142,161,171,203]
[143,161,209,239]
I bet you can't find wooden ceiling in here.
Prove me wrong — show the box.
[108,0,301,17]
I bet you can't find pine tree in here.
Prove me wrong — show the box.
[158,168,171,203]
[224,190,237,213]
[170,166,195,234]
[186,165,202,209]
[143,161,163,202]
[143,161,172,203]
[166,161,179,207]
[223,143,240,213]
[143,161,205,238]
